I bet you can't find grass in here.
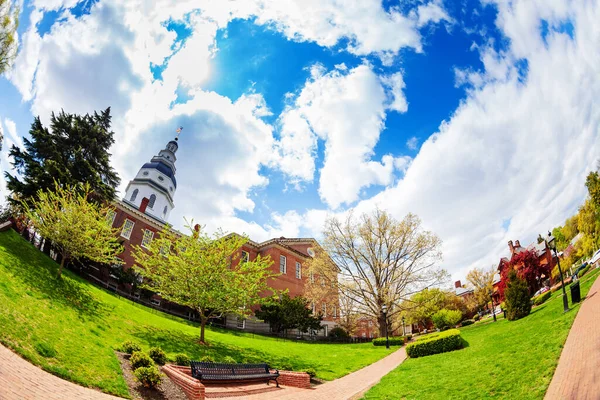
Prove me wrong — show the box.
[363,267,600,400]
[0,230,392,397]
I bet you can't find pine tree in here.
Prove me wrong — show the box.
[504,270,531,321]
[5,108,120,205]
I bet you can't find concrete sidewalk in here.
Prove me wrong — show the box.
[545,273,600,400]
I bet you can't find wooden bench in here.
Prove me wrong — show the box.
[190,362,280,387]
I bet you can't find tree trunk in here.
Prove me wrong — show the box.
[58,255,66,278]
[378,314,387,337]
[200,317,207,344]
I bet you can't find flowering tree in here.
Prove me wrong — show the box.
[498,249,551,298]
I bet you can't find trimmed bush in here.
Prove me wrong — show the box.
[199,355,215,363]
[578,265,591,278]
[133,366,162,388]
[148,347,167,365]
[304,368,317,378]
[222,356,237,364]
[406,329,464,358]
[173,353,190,366]
[532,291,551,306]
[130,351,154,370]
[473,314,481,321]
[328,327,351,341]
[118,340,142,355]
[460,319,474,327]
[432,309,462,330]
[373,336,405,346]
[505,270,531,320]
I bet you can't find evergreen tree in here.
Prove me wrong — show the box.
[504,270,531,321]
[5,108,120,205]
[255,293,323,335]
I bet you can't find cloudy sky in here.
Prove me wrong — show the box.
[1,0,599,281]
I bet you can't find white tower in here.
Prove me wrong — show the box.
[123,137,179,222]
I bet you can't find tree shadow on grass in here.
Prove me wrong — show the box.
[0,231,108,321]
[130,326,315,372]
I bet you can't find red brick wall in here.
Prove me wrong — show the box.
[271,370,311,389]
[112,208,160,270]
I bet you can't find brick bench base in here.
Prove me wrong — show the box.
[163,365,311,399]
[162,365,206,400]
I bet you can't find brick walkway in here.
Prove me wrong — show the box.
[0,345,122,400]
[218,347,407,400]
[545,274,600,400]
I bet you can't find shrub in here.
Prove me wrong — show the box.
[578,265,591,278]
[432,309,462,330]
[222,356,237,364]
[133,366,162,388]
[473,314,481,321]
[118,340,142,355]
[460,319,474,327]
[328,327,350,341]
[304,368,317,378]
[130,351,154,370]
[532,291,551,306]
[199,355,215,363]
[405,334,412,340]
[34,341,57,358]
[373,336,405,346]
[148,347,167,365]
[406,329,464,358]
[173,353,190,366]
[505,270,531,321]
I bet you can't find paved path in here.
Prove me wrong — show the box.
[0,344,122,400]
[220,347,407,400]
[545,273,600,400]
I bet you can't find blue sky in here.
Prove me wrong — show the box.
[1,0,599,280]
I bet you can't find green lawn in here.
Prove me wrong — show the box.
[364,268,600,400]
[0,230,392,397]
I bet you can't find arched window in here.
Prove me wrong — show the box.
[130,189,138,202]
[163,206,168,216]
[148,194,156,209]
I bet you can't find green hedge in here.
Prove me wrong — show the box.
[532,291,551,306]
[460,319,474,327]
[578,265,592,278]
[406,329,464,358]
[373,336,405,346]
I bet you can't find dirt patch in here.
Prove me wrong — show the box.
[115,352,187,400]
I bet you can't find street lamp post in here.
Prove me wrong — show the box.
[548,232,569,313]
[402,316,406,336]
[381,304,389,349]
[488,289,497,322]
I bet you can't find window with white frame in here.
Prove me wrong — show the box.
[236,317,245,329]
[320,277,325,287]
[106,209,116,226]
[280,255,287,274]
[130,189,138,202]
[121,219,135,239]
[295,262,301,279]
[311,302,315,314]
[333,306,337,318]
[141,229,154,248]
[310,271,315,284]
[241,250,249,263]
[322,303,327,317]
[148,194,156,209]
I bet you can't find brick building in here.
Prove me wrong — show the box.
[94,134,338,336]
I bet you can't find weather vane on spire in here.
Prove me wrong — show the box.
[175,126,183,140]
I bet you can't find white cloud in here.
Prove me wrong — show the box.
[266,0,600,282]
[276,64,411,209]
[406,136,419,150]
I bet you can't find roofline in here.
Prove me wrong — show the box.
[114,200,168,230]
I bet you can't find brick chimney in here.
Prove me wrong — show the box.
[508,240,514,254]
[139,197,150,213]
[454,280,462,289]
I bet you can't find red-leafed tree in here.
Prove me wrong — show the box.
[498,249,551,299]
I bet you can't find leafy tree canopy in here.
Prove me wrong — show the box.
[132,225,275,343]
[504,270,531,321]
[21,182,123,277]
[0,0,18,76]
[6,108,120,205]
